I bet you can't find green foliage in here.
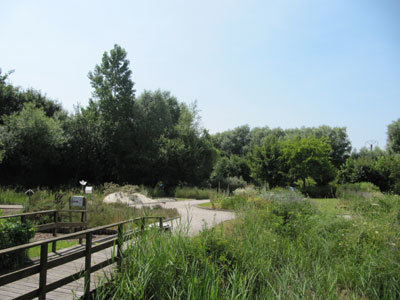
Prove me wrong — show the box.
[337,149,400,193]
[158,103,217,189]
[0,216,35,269]
[336,182,380,199]
[64,102,107,183]
[88,44,135,118]
[88,44,137,182]
[174,187,215,199]
[0,103,66,186]
[281,136,336,186]
[0,68,63,120]
[96,190,400,299]
[212,125,250,157]
[377,154,400,194]
[387,118,400,154]
[0,188,28,204]
[210,155,251,188]
[286,126,351,168]
[300,184,336,198]
[248,135,287,187]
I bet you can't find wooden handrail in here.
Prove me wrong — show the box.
[0,216,161,255]
[0,210,57,220]
[0,209,86,220]
[0,215,170,300]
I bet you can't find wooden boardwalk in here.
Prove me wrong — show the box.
[0,238,117,300]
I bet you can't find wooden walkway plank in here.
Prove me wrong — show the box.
[0,243,118,300]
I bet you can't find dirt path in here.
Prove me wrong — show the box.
[160,200,235,236]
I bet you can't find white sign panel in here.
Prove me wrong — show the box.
[85,186,93,194]
[70,196,85,207]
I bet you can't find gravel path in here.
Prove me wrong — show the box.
[159,200,235,236]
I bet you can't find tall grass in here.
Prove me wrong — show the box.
[95,190,400,299]
[174,187,215,200]
[0,188,29,205]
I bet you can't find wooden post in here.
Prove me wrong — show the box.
[39,242,48,300]
[84,232,92,300]
[69,200,72,234]
[159,217,163,231]
[52,211,58,252]
[117,224,123,270]
[79,197,87,244]
[141,217,145,232]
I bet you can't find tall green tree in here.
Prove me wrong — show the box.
[387,118,400,154]
[286,126,351,168]
[281,136,335,186]
[88,44,137,181]
[248,135,287,187]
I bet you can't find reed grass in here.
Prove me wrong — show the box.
[94,190,400,299]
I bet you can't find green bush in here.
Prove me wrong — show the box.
[336,182,380,199]
[220,194,248,210]
[0,215,35,269]
[225,176,247,192]
[301,184,336,198]
[260,187,305,203]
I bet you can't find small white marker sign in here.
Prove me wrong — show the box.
[85,186,93,194]
[70,196,85,207]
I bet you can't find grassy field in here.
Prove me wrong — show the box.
[310,198,349,215]
[94,188,400,299]
[28,240,78,258]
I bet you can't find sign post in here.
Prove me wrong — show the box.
[69,196,87,243]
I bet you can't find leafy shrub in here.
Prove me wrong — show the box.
[301,184,336,198]
[225,176,247,192]
[232,186,258,197]
[220,194,248,210]
[260,187,305,203]
[336,182,380,199]
[0,216,35,269]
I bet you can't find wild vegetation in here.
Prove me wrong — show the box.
[94,187,400,299]
[0,186,179,228]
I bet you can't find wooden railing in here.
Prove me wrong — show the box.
[0,216,180,300]
[0,209,88,252]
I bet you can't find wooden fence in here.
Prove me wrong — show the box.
[0,216,179,300]
[0,209,87,252]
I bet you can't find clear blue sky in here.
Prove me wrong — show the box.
[1,0,399,150]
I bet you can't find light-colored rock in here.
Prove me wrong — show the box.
[103,192,159,205]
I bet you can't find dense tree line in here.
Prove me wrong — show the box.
[210,122,400,194]
[0,44,399,195]
[0,45,216,190]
